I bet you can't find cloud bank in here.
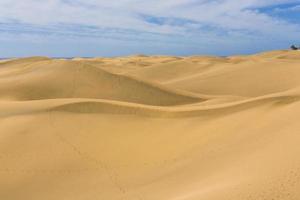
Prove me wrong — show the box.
[0,0,299,57]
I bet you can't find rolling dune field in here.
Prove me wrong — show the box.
[1,50,300,200]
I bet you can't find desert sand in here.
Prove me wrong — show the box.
[1,50,300,200]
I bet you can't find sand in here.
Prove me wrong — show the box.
[1,50,300,200]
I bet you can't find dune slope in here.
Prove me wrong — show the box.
[0,59,201,106]
[1,50,300,200]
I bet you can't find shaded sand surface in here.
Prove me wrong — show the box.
[1,51,300,200]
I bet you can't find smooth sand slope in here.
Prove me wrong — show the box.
[1,50,300,200]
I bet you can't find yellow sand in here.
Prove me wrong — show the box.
[1,50,300,200]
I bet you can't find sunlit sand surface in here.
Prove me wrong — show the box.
[1,50,300,200]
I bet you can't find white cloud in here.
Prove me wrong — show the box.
[0,0,299,56]
[0,0,299,33]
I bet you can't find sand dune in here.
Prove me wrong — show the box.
[0,59,201,105]
[1,50,300,200]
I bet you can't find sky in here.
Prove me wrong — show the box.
[0,0,300,57]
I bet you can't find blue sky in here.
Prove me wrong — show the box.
[0,0,299,57]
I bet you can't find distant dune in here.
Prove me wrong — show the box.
[1,50,300,200]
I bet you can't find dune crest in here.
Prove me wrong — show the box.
[1,51,300,200]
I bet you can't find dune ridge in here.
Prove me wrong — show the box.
[1,50,300,200]
[0,59,203,105]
